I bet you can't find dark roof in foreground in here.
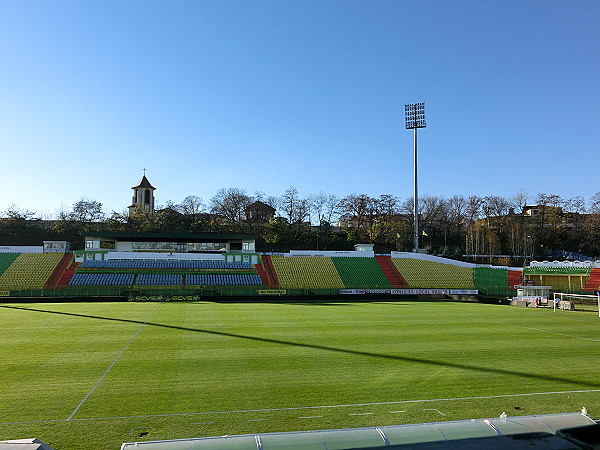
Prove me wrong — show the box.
[120,412,594,449]
[0,438,55,450]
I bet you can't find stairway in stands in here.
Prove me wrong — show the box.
[583,268,600,292]
[260,256,280,288]
[56,261,80,288]
[255,264,270,286]
[44,253,73,289]
[507,270,522,289]
[375,256,408,288]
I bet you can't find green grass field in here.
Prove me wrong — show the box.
[0,300,598,449]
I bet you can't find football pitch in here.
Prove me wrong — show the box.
[0,300,598,449]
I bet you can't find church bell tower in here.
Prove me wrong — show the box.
[128,172,156,216]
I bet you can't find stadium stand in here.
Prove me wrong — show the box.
[528,275,585,291]
[255,263,270,285]
[525,266,590,274]
[524,264,591,292]
[473,266,509,295]
[69,273,135,286]
[57,261,80,288]
[261,255,280,287]
[391,257,475,289]
[507,269,522,289]
[58,256,267,292]
[270,255,344,289]
[44,253,73,289]
[0,253,19,275]
[186,274,262,286]
[376,255,408,287]
[0,249,527,297]
[332,256,392,288]
[583,268,600,292]
[135,273,183,286]
[0,253,63,290]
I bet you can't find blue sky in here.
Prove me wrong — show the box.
[1,0,598,217]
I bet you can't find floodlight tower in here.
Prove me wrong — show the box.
[405,102,426,253]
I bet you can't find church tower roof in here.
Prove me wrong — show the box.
[132,175,156,190]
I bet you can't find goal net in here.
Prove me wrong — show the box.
[552,292,600,317]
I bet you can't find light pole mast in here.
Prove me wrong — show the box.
[405,102,426,253]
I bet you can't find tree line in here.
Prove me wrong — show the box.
[2,188,600,261]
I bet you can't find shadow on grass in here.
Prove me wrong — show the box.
[2,304,598,389]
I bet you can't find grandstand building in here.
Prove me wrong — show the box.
[2,229,599,302]
[82,231,257,256]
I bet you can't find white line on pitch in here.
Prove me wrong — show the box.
[66,304,162,421]
[298,416,323,419]
[424,408,446,416]
[390,411,407,414]
[437,310,600,343]
[349,413,373,416]
[3,388,598,426]
[500,324,600,342]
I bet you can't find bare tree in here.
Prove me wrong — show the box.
[263,195,281,212]
[466,196,484,223]
[1,203,36,220]
[371,195,402,246]
[584,192,600,256]
[281,186,309,224]
[590,192,600,214]
[339,194,375,240]
[536,193,564,208]
[420,195,447,229]
[466,221,501,259]
[323,193,341,226]
[179,195,206,215]
[511,190,529,214]
[377,194,399,216]
[309,191,327,226]
[564,196,586,214]
[309,191,340,226]
[482,195,510,219]
[210,188,252,226]
[54,203,70,221]
[70,197,105,223]
[446,195,468,230]
[506,190,530,257]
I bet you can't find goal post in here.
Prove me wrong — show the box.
[552,292,600,317]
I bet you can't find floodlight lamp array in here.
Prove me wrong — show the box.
[405,102,426,129]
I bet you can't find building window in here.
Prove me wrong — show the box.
[86,240,100,249]
[100,241,115,249]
